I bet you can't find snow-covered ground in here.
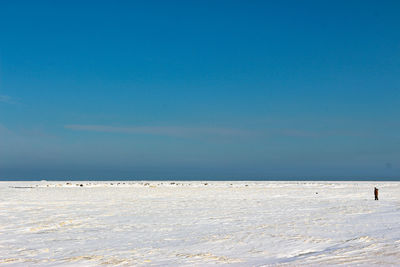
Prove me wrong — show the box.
[0,181,399,266]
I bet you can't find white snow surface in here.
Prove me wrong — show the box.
[0,181,399,266]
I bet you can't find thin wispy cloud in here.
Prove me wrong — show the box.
[64,124,253,138]
[281,129,372,138]
[281,129,320,138]
[0,123,11,135]
[0,95,18,104]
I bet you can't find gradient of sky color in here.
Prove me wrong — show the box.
[0,0,399,180]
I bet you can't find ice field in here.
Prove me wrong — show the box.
[1,181,399,266]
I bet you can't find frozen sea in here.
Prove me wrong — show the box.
[0,181,399,266]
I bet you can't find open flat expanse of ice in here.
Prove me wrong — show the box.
[1,181,400,266]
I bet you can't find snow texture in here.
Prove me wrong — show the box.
[1,181,399,266]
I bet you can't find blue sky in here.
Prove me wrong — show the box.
[0,0,399,179]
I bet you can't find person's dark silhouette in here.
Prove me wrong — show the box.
[374,187,379,200]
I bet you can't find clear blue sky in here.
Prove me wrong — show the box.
[0,0,399,180]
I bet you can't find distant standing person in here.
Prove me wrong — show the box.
[374,187,379,200]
